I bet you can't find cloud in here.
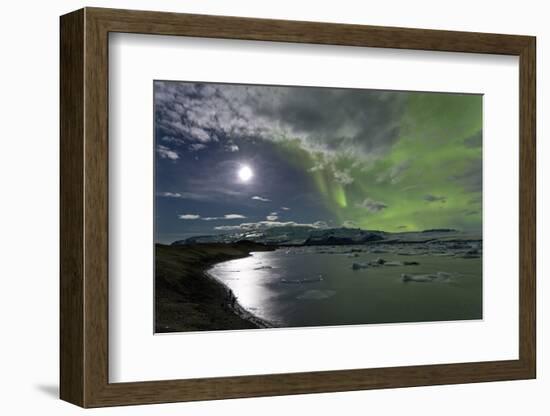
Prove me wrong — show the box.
[157,145,179,160]
[223,214,247,219]
[202,214,247,221]
[342,220,358,228]
[356,197,388,213]
[312,221,329,229]
[158,192,183,198]
[189,143,207,151]
[376,160,412,184]
[281,206,290,211]
[333,169,354,185]
[154,81,408,163]
[251,195,270,202]
[226,144,239,152]
[308,159,328,172]
[266,212,279,221]
[214,220,329,231]
[154,82,247,145]
[161,136,186,145]
[178,214,200,220]
[213,225,243,231]
[255,87,407,159]
[188,126,211,142]
[179,213,247,221]
[424,194,447,203]
[156,192,222,201]
[157,191,215,201]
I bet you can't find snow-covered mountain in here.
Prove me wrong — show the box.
[171,227,480,247]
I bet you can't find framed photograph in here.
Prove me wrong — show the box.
[60,7,536,408]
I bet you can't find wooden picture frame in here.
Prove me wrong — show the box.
[60,7,536,408]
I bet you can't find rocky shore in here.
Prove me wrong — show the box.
[155,241,276,333]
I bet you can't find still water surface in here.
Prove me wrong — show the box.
[207,246,482,328]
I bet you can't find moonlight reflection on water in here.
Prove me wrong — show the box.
[207,246,482,329]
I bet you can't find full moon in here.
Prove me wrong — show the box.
[238,165,253,182]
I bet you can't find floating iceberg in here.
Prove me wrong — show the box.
[351,262,369,270]
[401,271,453,283]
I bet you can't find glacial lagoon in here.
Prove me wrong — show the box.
[207,244,482,328]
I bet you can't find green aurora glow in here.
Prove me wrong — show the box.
[155,82,483,240]
[275,92,482,232]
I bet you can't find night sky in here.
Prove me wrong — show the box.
[154,81,482,244]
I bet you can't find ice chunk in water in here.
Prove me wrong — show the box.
[296,290,336,300]
[401,271,453,283]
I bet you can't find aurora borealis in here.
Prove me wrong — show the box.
[154,81,482,244]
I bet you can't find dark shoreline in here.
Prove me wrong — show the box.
[203,269,274,329]
[155,242,276,333]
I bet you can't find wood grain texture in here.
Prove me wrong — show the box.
[59,7,537,408]
[518,38,536,375]
[89,7,532,55]
[83,10,110,406]
[59,8,85,407]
